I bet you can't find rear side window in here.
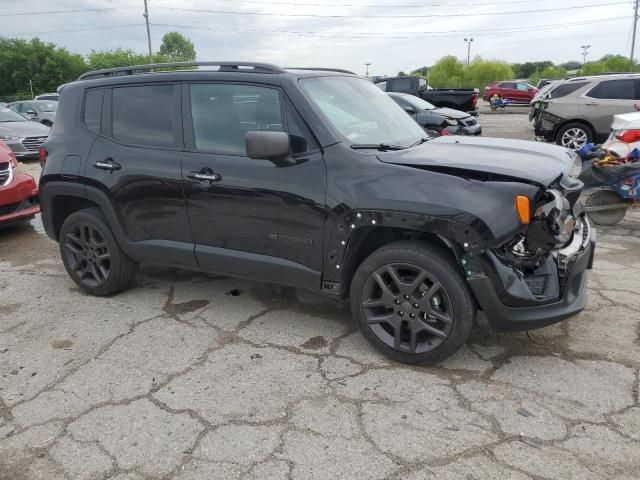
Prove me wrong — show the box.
[498,82,516,89]
[112,85,177,147]
[587,79,636,100]
[390,78,413,93]
[83,89,103,132]
[549,82,588,99]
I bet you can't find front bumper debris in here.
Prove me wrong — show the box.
[467,216,596,332]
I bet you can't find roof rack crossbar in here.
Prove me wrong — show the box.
[78,61,285,80]
[286,67,356,75]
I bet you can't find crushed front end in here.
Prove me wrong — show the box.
[467,173,596,332]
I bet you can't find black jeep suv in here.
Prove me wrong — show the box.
[40,62,595,364]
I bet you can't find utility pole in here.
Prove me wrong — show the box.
[143,0,153,63]
[464,38,474,66]
[631,0,639,70]
[365,63,371,77]
[29,79,34,99]
[580,45,591,66]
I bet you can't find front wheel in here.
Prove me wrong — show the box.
[59,207,138,295]
[350,241,475,364]
[555,122,592,150]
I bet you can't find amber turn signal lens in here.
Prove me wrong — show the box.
[516,196,530,224]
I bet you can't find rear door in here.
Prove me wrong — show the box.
[84,83,196,266]
[497,82,517,101]
[580,79,639,136]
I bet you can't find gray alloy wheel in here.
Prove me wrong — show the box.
[556,123,592,150]
[360,262,454,354]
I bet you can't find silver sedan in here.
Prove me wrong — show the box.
[0,108,50,160]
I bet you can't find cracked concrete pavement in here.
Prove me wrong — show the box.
[1,121,640,479]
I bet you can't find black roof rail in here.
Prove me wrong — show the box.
[78,61,286,80]
[286,67,356,75]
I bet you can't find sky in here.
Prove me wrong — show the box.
[1,0,636,76]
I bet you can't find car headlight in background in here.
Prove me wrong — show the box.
[569,154,582,178]
[0,134,20,142]
[444,118,458,126]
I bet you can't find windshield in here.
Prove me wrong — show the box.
[0,108,28,122]
[36,101,57,112]
[400,94,436,111]
[300,76,425,147]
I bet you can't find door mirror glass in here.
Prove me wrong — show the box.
[246,130,290,161]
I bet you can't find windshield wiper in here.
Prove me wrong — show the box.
[350,143,406,151]
[408,137,430,148]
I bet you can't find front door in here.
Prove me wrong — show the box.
[580,78,639,136]
[84,84,196,267]
[181,82,326,289]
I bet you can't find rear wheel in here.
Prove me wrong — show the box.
[350,241,475,364]
[585,190,628,226]
[555,122,592,150]
[59,208,138,295]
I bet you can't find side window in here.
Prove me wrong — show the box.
[111,84,177,147]
[375,81,387,91]
[391,78,413,93]
[516,83,530,91]
[83,89,104,132]
[189,83,283,155]
[587,79,635,100]
[8,104,19,113]
[418,78,427,90]
[549,82,588,99]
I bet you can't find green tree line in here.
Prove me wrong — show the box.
[0,32,195,101]
[411,54,638,92]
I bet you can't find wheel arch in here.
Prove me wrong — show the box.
[322,209,486,298]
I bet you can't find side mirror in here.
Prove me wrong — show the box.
[246,130,291,162]
[403,106,416,114]
[25,110,37,116]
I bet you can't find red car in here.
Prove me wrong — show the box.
[483,81,538,104]
[0,140,40,226]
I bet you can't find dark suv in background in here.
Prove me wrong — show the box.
[40,62,595,364]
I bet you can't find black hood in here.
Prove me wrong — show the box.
[377,136,576,186]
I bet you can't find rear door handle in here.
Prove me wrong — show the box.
[94,159,121,171]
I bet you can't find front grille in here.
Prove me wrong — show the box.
[0,162,10,186]
[21,136,47,152]
[0,202,20,216]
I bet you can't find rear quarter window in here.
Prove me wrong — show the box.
[83,89,104,132]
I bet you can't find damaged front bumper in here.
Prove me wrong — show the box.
[467,216,596,332]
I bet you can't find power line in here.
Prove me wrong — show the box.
[154,2,627,18]
[5,24,145,36]
[152,0,586,8]
[0,7,137,17]
[151,17,627,39]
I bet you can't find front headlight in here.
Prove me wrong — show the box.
[569,154,582,178]
[0,134,20,142]
[444,118,458,126]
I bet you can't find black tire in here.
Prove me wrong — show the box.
[585,190,628,226]
[59,207,138,295]
[349,240,476,365]
[555,122,593,150]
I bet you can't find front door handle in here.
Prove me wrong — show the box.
[94,159,121,171]
[189,168,221,183]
